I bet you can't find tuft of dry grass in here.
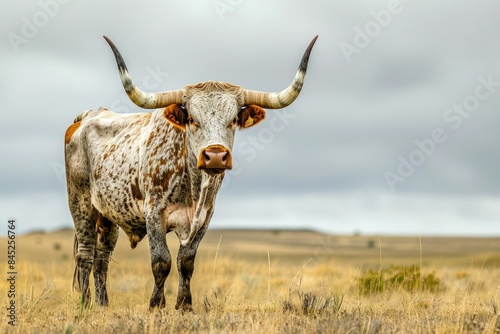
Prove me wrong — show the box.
[1,230,500,333]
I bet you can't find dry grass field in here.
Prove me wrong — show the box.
[1,228,500,333]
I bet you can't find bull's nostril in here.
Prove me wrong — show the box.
[222,152,228,162]
[203,151,210,163]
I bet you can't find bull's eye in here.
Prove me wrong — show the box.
[187,115,197,127]
[230,117,238,128]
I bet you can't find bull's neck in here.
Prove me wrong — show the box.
[185,142,202,201]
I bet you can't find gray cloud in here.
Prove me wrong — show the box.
[2,0,500,235]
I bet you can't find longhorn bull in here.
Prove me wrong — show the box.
[65,35,318,310]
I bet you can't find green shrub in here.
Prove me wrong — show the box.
[358,269,385,295]
[358,265,442,295]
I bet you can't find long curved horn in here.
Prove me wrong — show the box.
[103,36,183,109]
[243,35,318,109]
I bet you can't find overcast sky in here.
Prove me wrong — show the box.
[1,0,500,236]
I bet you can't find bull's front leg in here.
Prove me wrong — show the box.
[175,216,211,312]
[146,208,172,310]
[175,244,197,311]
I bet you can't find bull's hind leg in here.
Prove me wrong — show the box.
[70,193,97,309]
[93,214,119,306]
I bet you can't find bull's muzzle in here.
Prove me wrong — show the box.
[197,145,233,175]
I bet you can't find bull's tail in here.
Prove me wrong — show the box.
[72,233,81,292]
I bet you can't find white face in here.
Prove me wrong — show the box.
[185,91,240,154]
[162,83,267,175]
[183,91,240,175]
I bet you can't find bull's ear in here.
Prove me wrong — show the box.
[237,105,266,129]
[163,104,187,130]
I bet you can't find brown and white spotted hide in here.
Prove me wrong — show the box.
[65,35,317,311]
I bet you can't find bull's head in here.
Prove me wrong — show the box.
[104,35,317,175]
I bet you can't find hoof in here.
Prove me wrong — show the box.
[149,295,166,311]
[175,302,194,313]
